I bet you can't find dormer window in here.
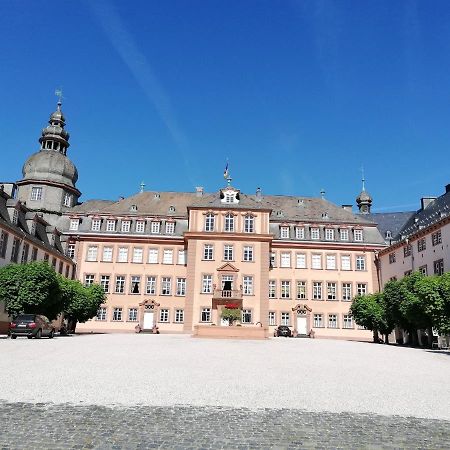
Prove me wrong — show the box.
[106,220,116,232]
[30,222,36,236]
[121,220,131,232]
[165,222,175,234]
[325,228,334,241]
[354,229,363,242]
[12,209,18,225]
[385,230,392,240]
[91,219,101,231]
[169,206,175,213]
[220,188,239,204]
[280,226,290,239]
[310,228,320,240]
[151,221,161,234]
[130,204,138,212]
[69,219,79,231]
[340,229,349,241]
[135,221,145,233]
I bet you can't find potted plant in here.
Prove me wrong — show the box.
[220,304,241,326]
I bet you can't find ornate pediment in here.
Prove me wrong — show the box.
[216,262,239,272]
[139,299,160,309]
[292,303,312,315]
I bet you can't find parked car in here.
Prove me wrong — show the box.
[274,325,292,337]
[9,314,55,339]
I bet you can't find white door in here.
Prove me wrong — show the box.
[143,312,154,329]
[297,316,307,335]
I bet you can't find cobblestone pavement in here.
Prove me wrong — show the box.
[1,402,449,449]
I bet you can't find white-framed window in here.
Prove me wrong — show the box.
[159,309,169,323]
[343,314,353,329]
[203,244,214,260]
[165,222,175,234]
[201,308,211,322]
[311,254,322,269]
[356,255,366,271]
[128,308,138,322]
[96,307,107,321]
[84,274,95,286]
[341,255,351,271]
[205,213,215,232]
[310,228,320,240]
[244,215,254,233]
[112,307,123,321]
[354,229,363,242]
[340,229,349,241]
[117,247,128,263]
[31,186,43,201]
[295,227,305,240]
[135,221,145,233]
[63,192,72,207]
[224,213,235,232]
[102,247,113,262]
[281,280,290,298]
[269,280,276,298]
[163,249,173,264]
[296,281,306,299]
[106,220,116,232]
[175,309,184,323]
[327,282,337,300]
[121,220,131,232]
[313,282,322,300]
[326,255,336,270]
[202,275,213,293]
[342,283,352,301]
[148,248,158,264]
[270,252,276,268]
[146,276,156,295]
[130,276,141,294]
[280,226,290,239]
[86,246,98,261]
[243,246,254,262]
[243,276,253,295]
[115,276,125,293]
[67,244,75,259]
[177,249,186,265]
[161,277,172,295]
[176,278,186,296]
[223,245,234,261]
[328,314,338,328]
[280,252,291,268]
[357,283,367,296]
[296,253,307,269]
[325,229,334,241]
[99,275,110,293]
[313,313,323,328]
[132,248,143,263]
[91,219,101,231]
[280,312,290,326]
[268,311,276,326]
[69,219,79,231]
[150,221,161,234]
[241,309,252,323]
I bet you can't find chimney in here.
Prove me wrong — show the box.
[195,186,203,197]
[341,204,352,212]
[445,184,450,193]
[421,197,436,210]
[255,187,262,201]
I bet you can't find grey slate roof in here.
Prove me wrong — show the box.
[366,212,415,241]
[396,189,450,239]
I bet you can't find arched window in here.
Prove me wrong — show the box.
[204,213,215,232]
[224,213,234,232]
[244,215,254,233]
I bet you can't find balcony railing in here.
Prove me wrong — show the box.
[212,289,243,300]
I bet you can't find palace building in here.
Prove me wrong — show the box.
[3,100,397,339]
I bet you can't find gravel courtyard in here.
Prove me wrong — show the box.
[1,334,449,448]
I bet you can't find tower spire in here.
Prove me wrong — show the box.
[361,165,366,191]
[356,166,372,214]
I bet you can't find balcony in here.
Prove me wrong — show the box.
[212,289,243,309]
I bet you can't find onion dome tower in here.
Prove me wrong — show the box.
[16,98,81,226]
[356,174,372,214]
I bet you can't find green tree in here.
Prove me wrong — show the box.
[350,293,392,343]
[0,261,62,319]
[220,307,241,326]
[58,276,105,332]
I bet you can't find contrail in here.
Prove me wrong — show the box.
[87,0,196,186]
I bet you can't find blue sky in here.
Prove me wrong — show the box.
[1,0,449,212]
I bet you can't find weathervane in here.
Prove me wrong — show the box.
[55,88,64,109]
[223,159,232,186]
[361,164,366,191]
[140,181,145,193]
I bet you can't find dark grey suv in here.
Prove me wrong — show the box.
[9,314,55,339]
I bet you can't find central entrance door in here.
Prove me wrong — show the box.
[296,316,307,335]
[143,312,154,330]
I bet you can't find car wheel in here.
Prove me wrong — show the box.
[48,330,54,339]
[35,329,42,339]
[10,335,17,339]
